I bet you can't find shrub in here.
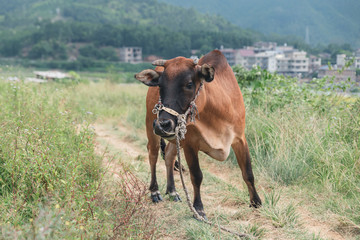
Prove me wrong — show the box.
[28,40,68,60]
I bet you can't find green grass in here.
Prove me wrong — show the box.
[0,80,102,238]
[242,100,360,229]
[230,67,360,233]
[0,78,156,239]
[260,191,298,228]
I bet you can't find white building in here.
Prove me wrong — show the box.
[219,46,237,66]
[119,47,142,63]
[276,51,309,76]
[336,54,347,68]
[255,51,277,73]
[234,49,255,69]
[336,53,360,69]
[253,41,277,52]
[309,55,322,73]
[356,58,360,69]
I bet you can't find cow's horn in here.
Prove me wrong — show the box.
[193,57,199,65]
[152,59,167,66]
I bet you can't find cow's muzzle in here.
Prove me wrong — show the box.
[153,118,176,139]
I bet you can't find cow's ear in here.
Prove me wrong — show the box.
[134,69,160,86]
[200,64,215,82]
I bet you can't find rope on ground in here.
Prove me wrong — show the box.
[175,127,256,240]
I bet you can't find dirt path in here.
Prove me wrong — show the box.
[93,122,349,240]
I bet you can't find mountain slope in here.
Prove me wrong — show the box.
[0,0,263,59]
[0,0,239,32]
[159,0,360,47]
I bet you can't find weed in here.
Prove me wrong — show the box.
[237,223,266,239]
[260,191,299,228]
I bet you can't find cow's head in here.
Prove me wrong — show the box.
[135,57,215,139]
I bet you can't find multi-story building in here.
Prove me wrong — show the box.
[234,49,255,69]
[336,53,360,69]
[275,51,309,77]
[355,58,360,69]
[255,51,277,73]
[119,47,142,63]
[219,46,236,66]
[253,41,277,53]
[336,54,347,68]
[309,55,322,73]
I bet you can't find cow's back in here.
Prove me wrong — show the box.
[198,50,245,126]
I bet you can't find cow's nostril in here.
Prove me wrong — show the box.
[153,119,175,137]
[160,119,171,128]
[159,119,175,133]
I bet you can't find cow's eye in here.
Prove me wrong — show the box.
[186,82,193,89]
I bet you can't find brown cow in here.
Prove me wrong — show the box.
[135,50,261,218]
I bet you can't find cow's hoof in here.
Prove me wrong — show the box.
[168,191,181,202]
[249,198,262,208]
[194,210,207,221]
[151,191,163,203]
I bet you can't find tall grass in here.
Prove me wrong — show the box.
[232,66,360,229]
[0,80,156,239]
[69,81,147,129]
[0,81,101,237]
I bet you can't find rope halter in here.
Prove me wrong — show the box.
[152,81,203,141]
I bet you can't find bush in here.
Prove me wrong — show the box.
[28,40,68,60]
[79,44,119,61]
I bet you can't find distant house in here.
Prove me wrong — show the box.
[356,58,360,69]
[318,66,356,82]
[253,41,277,52]
[336,54,360,70]
[118,47,142,63]
[275,51,309,77]
[235,49,255,69]
[309,55,322,73]
[219,45,237,66]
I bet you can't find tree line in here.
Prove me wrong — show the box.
[0,20,255,60]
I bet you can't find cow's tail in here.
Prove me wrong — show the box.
[160,138,185,172]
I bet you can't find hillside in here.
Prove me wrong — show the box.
[159,0,360,47]
[0,0,263,63]
[0,0,238,32]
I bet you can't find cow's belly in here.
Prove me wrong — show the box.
[187,122,235,161]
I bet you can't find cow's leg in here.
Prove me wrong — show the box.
[232,137,262,207]
[183,146,206,218]
[147,133,162,203]
[164,143,181,201]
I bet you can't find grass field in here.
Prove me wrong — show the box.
[0,67,359,239]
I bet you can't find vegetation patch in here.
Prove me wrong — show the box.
[0,80,157,239]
